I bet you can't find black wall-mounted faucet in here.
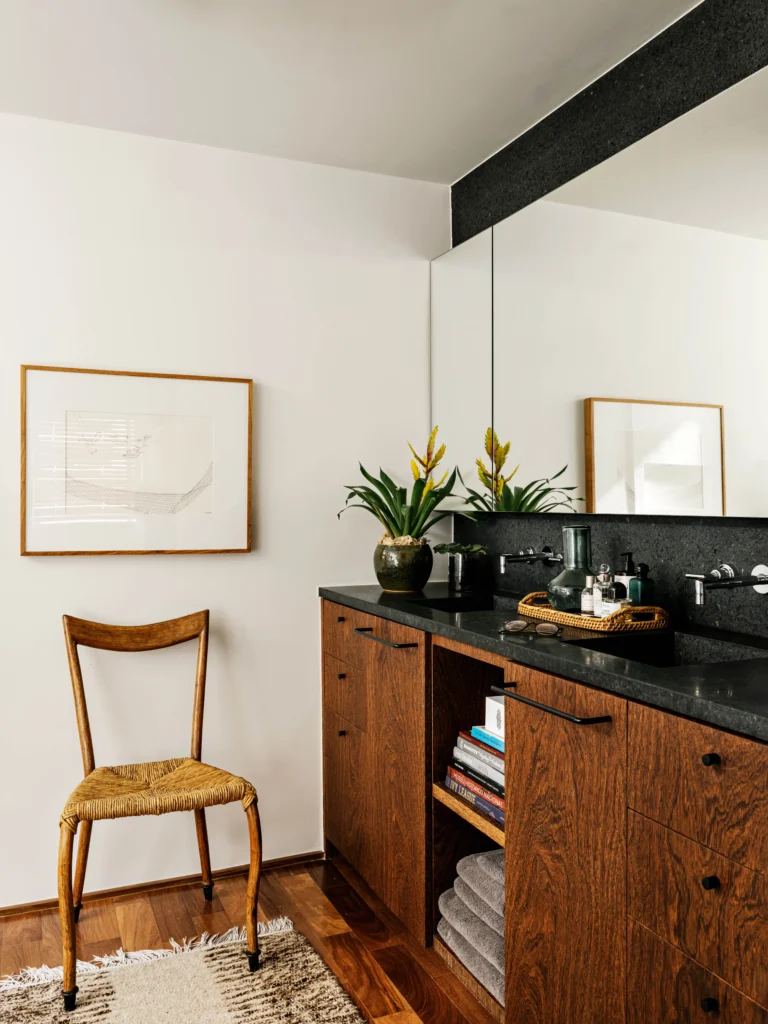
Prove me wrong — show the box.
[499,546,563,574]
[685,562,768,606]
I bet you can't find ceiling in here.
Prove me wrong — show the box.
[0,0,700,184]
[549,65,768,241]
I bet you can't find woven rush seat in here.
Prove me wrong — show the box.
[61,757,257,832]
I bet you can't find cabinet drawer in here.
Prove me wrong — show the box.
[628,703,768,872]
[323,653,368,732]
[628,918,768,1023]
[322,708,367,870]
[629,811,768,1006]
[321,599,423,670]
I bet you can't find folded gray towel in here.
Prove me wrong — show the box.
[437,916,505,1006]
[477,848,504,885]
[438,887,504,973]
[456,853,504,916]
[455,876,503,936]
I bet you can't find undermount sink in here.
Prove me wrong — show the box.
[564,631,768,669]
[406,593,517,614]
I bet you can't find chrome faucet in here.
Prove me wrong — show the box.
[685,562,768,606]
[499,546,563,574]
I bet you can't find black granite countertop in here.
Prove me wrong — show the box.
[319,583,768,743]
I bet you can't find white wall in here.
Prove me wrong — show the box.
[0,113,448,906]
[493,199,768,516]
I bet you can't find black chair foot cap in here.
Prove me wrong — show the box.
[247,950,260,972]
[73,904,82,923]
[202,884,213,901]
[63,988,78,1011]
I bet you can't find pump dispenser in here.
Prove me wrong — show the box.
[615,552,636,594]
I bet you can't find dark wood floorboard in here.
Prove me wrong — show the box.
[0,856,496,1024]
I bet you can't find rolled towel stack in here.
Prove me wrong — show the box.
[436,849,505,1006]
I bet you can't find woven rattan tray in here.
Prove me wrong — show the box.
[518,592,670,633]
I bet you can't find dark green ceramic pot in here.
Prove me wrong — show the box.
[374,541,433,592]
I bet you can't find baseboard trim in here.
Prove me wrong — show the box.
[0,850,324,919]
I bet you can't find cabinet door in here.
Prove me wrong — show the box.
[503,665,627,1024]
[360,615,428,943]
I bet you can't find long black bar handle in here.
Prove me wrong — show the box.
[490,685,612,725]
[353,627,419,649]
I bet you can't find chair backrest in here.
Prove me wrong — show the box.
[62,610,210,776]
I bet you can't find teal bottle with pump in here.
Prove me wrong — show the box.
[629,564,654,606]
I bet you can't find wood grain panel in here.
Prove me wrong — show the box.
[321,600,376,669]
[628,703,768,871]
[365,616,428,944]
[374,942,472,1024]
[324,652,369,732]
[505,666,627,1024]
[433,936,504,1024]
[628,917,768,1023]
[323,707,369,872]
[628,811,768,1005]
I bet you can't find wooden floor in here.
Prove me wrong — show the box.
[0,856,497,1024]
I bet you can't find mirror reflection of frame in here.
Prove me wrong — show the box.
[585,398,725,516]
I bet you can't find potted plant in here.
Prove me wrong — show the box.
[433,542,487,592]
[461,428,584,512]
[340,428,471,592]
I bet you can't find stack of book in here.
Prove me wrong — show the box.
[444,695,505,826]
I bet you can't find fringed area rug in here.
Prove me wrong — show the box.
[0,918,365,1023]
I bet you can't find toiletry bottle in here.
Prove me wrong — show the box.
[593,564,612,618]
[602,583,629,616]
[581,575,596,615]
[615,552,636,594]
[629,563,655,606]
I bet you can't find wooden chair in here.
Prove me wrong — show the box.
[58,610,261,1012]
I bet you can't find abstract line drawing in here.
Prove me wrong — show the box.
[64,410,214,517]
[65,463,213,515]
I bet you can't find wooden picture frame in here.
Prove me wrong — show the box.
[585,397,725,516]
[21,365,252,555]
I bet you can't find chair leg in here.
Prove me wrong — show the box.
[194,808,214,901]
[244,801,262,971]
[58,823,78,1011]
[72,819,92,922]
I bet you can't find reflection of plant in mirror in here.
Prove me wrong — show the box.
[434,542,487,555]
[461,428,585,512]
[339,427,473,539]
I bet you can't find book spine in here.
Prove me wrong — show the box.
[450,758,504,798]
[470,726,505,753]
[447,766,504,810]
[453,747,505,788]
[457,735,504,774]
[445,775,505,825]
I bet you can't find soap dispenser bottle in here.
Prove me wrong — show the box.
[593,564,612,618]
[629,563,654,606]
[615,552,636,594]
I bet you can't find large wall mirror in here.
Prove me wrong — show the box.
[432,65,768,517]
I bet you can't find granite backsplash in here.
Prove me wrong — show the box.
[453,513,768,640]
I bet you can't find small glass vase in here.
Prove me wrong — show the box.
[548,525,593,612]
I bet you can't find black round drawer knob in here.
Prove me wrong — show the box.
[701,997,719,1012]
[701,752,721,766]
[702,875,721,891]
[338,730,347,737]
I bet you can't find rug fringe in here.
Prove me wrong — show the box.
[0,917,293,992]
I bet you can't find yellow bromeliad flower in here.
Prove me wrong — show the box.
[477,428,519,502]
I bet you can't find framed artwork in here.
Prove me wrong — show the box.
[585,398,725,516]
[21,365,252,555]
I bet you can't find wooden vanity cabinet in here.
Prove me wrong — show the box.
[321,599,429,942]
[503,664,627,1024]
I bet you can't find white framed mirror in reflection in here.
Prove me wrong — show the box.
[432,64,768,517]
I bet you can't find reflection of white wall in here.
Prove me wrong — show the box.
[431,229,492,499]
[0,112,448,905]
[493,199,768,517]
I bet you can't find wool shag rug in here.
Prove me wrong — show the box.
[0,918,365,1023]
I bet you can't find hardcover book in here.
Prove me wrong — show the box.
[447,764,504,809]
[457,733,505,773]
[444,774,505,826]
[470,726,505,753]
[452,746,505,788]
